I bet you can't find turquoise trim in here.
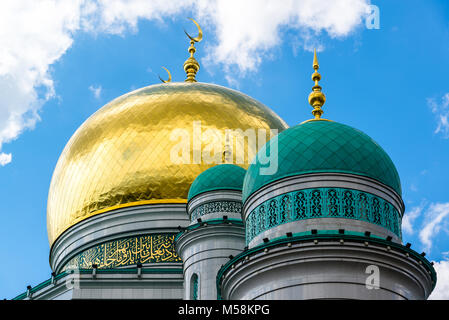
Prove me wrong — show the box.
[246,187,402,244]
[242,121,402,202]
[188,164,246,201]
[12,271,68,300]
[216,230,436,300]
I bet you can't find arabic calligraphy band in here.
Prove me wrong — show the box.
[64,234,181,270]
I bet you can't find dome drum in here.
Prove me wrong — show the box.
[50,203,189,273]
[246,209,401,249]
[243,172,404,248]
[63,234,182,271]
[188,190,243,224]
[219,233,435,300]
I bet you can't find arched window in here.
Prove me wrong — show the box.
[268,199,277,227]
[343,190,355,218]
[310,189,322,217]
[190,273,199,300]
[358,193,368,220]
[372,198,381,225]
[384,202,391,229]
[327,189,339,217]
[259,204,266,234]
[280,194,290,223]
[294,191,307,219]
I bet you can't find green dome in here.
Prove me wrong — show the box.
[188,164,247,201]
[243,120,401,202]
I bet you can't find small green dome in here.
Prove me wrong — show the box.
[188,164,247,201]
[243,120,401,202]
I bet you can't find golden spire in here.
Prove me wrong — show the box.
[307,49,327,120]
[183,18,203,83]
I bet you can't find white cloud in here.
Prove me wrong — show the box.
[404,202,449,299]
[0,153,12,166]
[0,0,371,165]
[428,93,449,138]
[89,85,102,99]
[200,0,371,73]
[402,204,424,235]
[0,0,84,166]
[429,259,449,300]
[79,0,197,34]
[82,0,371,73]
[419,202,449,252]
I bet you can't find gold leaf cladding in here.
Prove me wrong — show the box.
[47,82,288,245]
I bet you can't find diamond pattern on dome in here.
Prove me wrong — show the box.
[243,120,401,202]
[47,82,288,245]
[188,164,247,201]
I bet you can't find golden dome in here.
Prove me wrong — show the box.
[47,82,288,245]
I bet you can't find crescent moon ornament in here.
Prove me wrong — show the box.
[184,18,203,43]
[183,18,202,82]
[158,66,172,83]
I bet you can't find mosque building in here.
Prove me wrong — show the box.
[14,20,436,300]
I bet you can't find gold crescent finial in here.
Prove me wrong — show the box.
[183,18,203,82]
[158,66,172,83]
[184,18,203,43]
[307,49,327,121]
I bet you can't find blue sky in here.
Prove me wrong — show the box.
[1,0,449,299]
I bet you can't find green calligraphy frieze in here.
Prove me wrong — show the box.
[63,234,182,270]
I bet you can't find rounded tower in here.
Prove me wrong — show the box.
[176,164,246,300]
[218,51,436,300]
[242,120,404,247]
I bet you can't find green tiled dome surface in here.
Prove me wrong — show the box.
[243,120,401,202]
[188,164,247,201]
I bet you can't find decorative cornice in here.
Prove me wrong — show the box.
[217,231,436,300]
